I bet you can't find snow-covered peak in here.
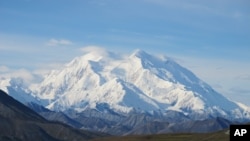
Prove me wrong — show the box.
[7,49,250,121]
[130,49,150,58]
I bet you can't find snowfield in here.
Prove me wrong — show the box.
[1,49,250,121]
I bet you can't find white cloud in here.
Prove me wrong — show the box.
[80,45,109,56]
[0,66,10,73]
[46,38,73,46]
[80,45,104,52]
[33,63,65,75]
[0,68,36,86]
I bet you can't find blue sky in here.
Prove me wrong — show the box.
[0,0,250,105]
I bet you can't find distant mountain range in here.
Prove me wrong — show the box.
[1,49,250,135]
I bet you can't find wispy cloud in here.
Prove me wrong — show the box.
[235,74,250,81]
[46,38,73,46]
[0,33,41,52]
[0,66,36,85]
[79,45,112,57]
[80,45,105,52]
[0,64,64,85]
[0,66,10,73]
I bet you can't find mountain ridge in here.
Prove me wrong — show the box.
[0,89,108,141]
[1,49,250,135]
[28,49,249,120]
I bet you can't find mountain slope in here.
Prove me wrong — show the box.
[1,49,250,135]
[27,102,83,128]
[0,89,107,141]
[29,49,250,121]
[0,88,45,122]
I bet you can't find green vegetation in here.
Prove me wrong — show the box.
[92,130,229,141]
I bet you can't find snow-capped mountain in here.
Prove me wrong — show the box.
[0,77,40,104]
[27,49,249,121]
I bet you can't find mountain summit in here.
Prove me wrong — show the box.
[24,49,249,121]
